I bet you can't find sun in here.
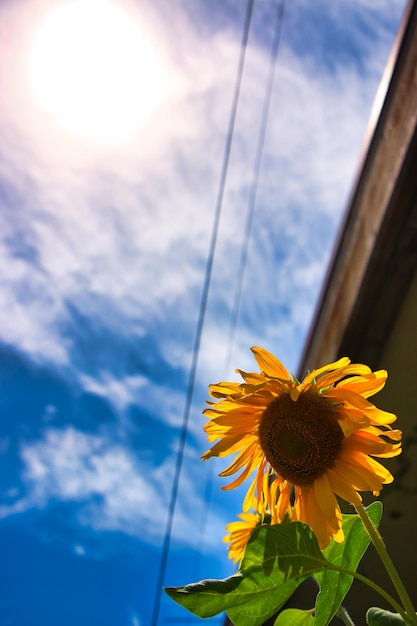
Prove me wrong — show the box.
[29,0,170,144]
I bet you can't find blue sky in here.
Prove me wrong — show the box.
[0,0,408,624]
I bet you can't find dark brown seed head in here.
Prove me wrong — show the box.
[258,392,344,486]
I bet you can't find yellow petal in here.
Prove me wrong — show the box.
[301,357,350,387]
[209,381,243,398]
[366,407,397,426]
[290,387,301,401]
[201,433,249,459]
[219,441,263,477]
[242,473,259,512]
[344,429,401,458]
[314,473,339,523]
[294,484,341,548]
[221,461,256,492]
[326,467,362,505]
[205,408,259,428]
[325,387,375,410]
[275,480,292,523]
[332,455,384,492]
[336,370,387,397]
[313,363,371,390]
[236,370,267,384]
[251,346,291,379]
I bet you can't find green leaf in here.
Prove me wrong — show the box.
[366,607,407,624]
[228,522,329,626]
[226,578,303,626]
[165,575,249,618]
[314,501,383,626]
[166,571,300,626]
[242,521,327,578]
[166,522,331,626]
[274,608,315,625]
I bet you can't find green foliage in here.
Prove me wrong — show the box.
[165,574,300,626]
[166,503,382,626]
[367,607,407,625]
[314,501,383,626]
[166,521,327,625]
[274,608,315,625]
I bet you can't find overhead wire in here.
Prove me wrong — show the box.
[151,1,255,624]
[189,0,288,589]
[223,0,287,376]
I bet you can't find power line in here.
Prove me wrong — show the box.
[190,0,288,591]
[150,2,255,624]
[224,0,287,376]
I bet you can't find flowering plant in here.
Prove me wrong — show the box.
[166,348,415,625]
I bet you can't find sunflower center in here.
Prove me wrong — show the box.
[258,392,344,486]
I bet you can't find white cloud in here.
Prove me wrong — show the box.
[0,245,71,365]
[79,368,195,430]
[0,426,227,548]
[79,372,148,414]
[0,3,409,620]
[0,0,407,379]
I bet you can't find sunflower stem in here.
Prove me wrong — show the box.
[354,501,417,625]
[336,605,356,626]
[330,564,407,621]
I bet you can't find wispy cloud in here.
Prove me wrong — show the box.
[79,373,148,414]
[0,3,408,625]
[0,1,407,567]
[0,0,405,384]
[0,426,226,548]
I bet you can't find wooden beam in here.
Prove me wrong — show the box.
[298,0,417,374]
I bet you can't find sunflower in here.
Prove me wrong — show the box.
[223,510,263,564]
[202,347,401,548]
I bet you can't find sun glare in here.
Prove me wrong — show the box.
[30,0,169,143]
